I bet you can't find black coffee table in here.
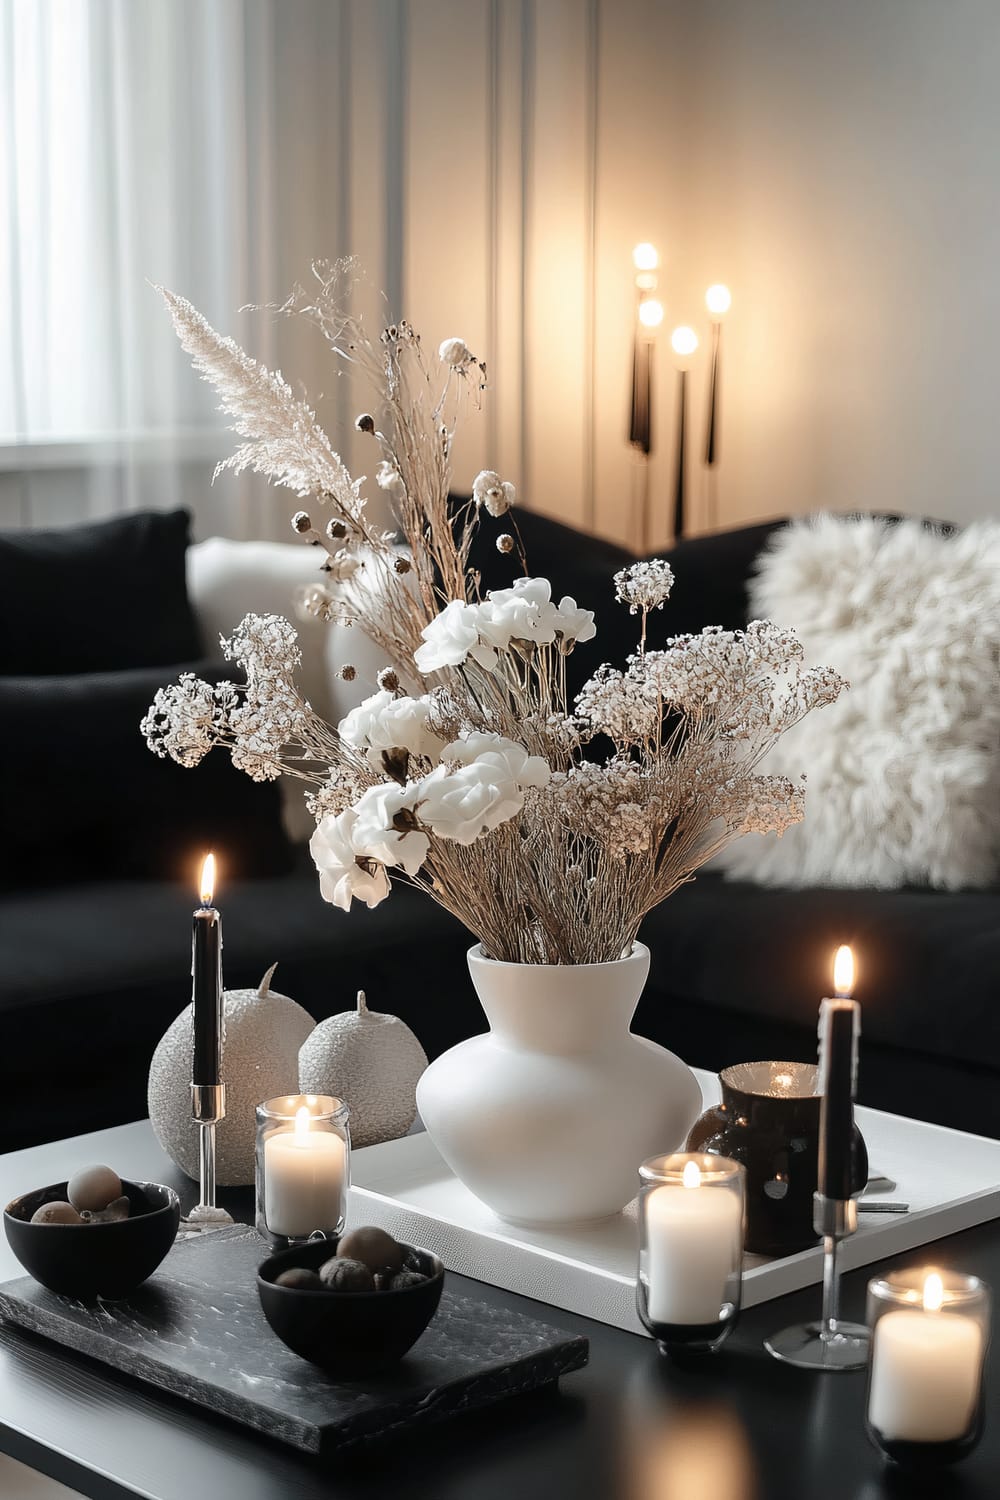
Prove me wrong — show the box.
[0,1121,997,1499]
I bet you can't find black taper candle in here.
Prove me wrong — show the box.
[817,998,861,1201]
[191,906,222,1085]
[672,367,688,540]
[705,321,721,466]
[629,334,652,455]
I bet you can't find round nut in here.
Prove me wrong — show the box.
[337,1226,404,1275]
[67,1165,123,1214]
[319,1256,376,1293]
[274,1267,324,1291]
[31,1201,84,1225]
[387,1269,427,1291]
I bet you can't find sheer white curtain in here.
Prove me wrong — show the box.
[0,0,342,539]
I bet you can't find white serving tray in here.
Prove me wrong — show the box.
[348,1070,1000,1336]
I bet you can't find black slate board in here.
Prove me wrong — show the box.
[0,1225,588,1455]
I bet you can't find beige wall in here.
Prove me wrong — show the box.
[671,0,1000,534]
[399,0,1000,542]
[7,0,1000,546]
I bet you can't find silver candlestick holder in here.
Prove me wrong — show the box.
[182,1083,234,1232]
[765,1193,870,1370]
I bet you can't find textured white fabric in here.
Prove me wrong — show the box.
[720,515,1000,890]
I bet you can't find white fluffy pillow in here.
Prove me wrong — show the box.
[720,515,1000,890]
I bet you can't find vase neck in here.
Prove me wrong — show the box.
[467,946,650,1055]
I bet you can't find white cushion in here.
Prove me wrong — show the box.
[719,514,1000,890]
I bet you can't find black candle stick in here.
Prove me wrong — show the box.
[672,366,688,540]
[191,854,223,1087]
[703,284,731,469]
[704,320,721,466]
[629,333,652,456]
[817,997,861,1201]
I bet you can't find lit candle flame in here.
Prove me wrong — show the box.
[833,944,855,997]
[705,283,732,318]
[773,1072,794,1090]
[670,325,699,360]
[682,1160,702,1189]
[199,852,216,908]
[294,1105,311,1141]
[923,1271,944,1312]
[638,298,664,331]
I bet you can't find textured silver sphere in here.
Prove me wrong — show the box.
[148,964,315,1185]
[299,992,427,1149]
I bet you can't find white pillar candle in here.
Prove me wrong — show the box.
[868,1274,984,1443]
[645,1162,743,1325]
[263,1106,345,1237]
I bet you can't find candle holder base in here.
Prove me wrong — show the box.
[263,1227,341,1254]
[765,1319,870,1370]
[181,1203,235,1235]
[641,1302,739,1357]
[866,1415,982,1469]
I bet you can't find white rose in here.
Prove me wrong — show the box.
[438,337,471,367]
[352,783,429,876]
[442,732,551,789]
[338,690,444,768]
[479,576,559,649]
[554,595,597,646]
[417,761,524,845]
[414,599,498,674]
[472,470,516,517]
[310,809,391,911]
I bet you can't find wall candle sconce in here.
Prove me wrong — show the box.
[703,284,732,470]
[629,243,661,456]
[629,244,663,551]
[670,326,698,540]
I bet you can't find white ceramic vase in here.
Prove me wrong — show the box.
[415,942,702,1227]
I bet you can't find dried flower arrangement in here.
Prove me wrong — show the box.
[143,260,846,965]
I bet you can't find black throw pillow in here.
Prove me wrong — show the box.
[1,662,294,888]
[0,509,203,674]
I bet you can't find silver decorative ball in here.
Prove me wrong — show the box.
[148,964,315,1185]
[299,992,427,1149]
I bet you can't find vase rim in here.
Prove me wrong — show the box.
[467,941,649,972]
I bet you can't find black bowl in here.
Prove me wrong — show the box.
[257,1238,444,1375]
[4,1180,180,1299]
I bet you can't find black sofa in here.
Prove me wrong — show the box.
[3,509,997,1149]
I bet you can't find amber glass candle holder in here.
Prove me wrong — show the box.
[636,1153,746,1356]
[866,1269,990,1467]
[255,1094,350,1247]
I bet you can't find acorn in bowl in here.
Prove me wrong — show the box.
[257,1225,444,1375]
[4,1165,180,1299]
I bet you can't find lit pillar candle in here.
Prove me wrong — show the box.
[264,1105,346,1238]
[192,853,223,1087]
[868,1273,985,1443]
[645,1160,743,1325]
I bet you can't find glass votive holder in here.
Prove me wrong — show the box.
[255,1094,350,1247]
[866,1268,991,1467]
[637,1153,746,1356]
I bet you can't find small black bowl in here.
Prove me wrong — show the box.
[4,1180,180,1299]
[258,1237,444,1375]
